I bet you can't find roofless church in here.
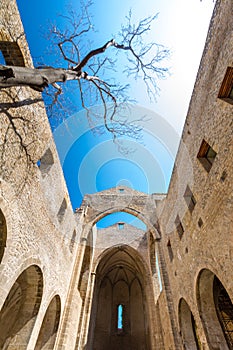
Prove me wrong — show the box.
[0,0,233,349]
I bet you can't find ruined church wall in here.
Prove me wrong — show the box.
[158,0,233,348]
[0,1,84,348]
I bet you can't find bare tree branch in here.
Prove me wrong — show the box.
[0,2,169,145]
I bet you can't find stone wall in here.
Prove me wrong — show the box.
[0,0,232,349]
[0,1,82,349]
[158,0,233,348]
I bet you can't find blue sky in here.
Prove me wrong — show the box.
[16,0,215,228]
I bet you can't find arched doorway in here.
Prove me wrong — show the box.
[35,295,61,350]
[197,269,233,349]
[179,298,201,349]
[0,265,43,349]
[87,246,152,350]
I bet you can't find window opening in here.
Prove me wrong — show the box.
[184,186,196,213]
[57,198,67,223]
[37,148,54,176]
[149,234,156,274]
[220,170,227,182]
[0,41,25,66]
[198,218,203,228]
[214,277,233,349]
[229,85,233,100]
[69,230,76,253]
[118,223,124,230]
[117,304,123,330]
[218,66,233,105]
[175,215,184,239]
[197,139,217,172]
[119,188,124,192]
[167,239,173,262]
[0,50,6,64]
[156,252,163,292]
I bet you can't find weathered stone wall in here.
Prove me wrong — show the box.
[158,0,233,348]
[0,1,83,349]
[81,186,164,238]
[0,0,232,349]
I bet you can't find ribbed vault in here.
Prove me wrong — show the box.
[87,246,152,350]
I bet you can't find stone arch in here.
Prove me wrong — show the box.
[86,245,154,350]
[81,188,161,240]
[0,264,43,349]
[34,294,61,350]
[90,208,159,240]
[197,269,233,349]
[0,208,7,264]
[179,298,201,349]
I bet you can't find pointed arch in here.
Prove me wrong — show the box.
[87,245,153,350]
[35,295,61,350]
[0,265,43,349]
[179,298,201,349]
[81,188,161,240]
[197,269,233,349]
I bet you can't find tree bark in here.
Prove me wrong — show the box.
[0,65,80,91]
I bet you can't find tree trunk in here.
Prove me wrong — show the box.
[0,65,79,91]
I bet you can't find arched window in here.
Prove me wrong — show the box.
[197,269,233,350]
[213,276,233,349]
[117,304,123,331]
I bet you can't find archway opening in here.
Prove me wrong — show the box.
[35,295,61,350]
[97,212,147,231]
[197,269,233,349]
[87,246,151,350]
[213,276,233,349]
[0,265,43,349]
[179,298,201,349]
[94,211,149,252]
